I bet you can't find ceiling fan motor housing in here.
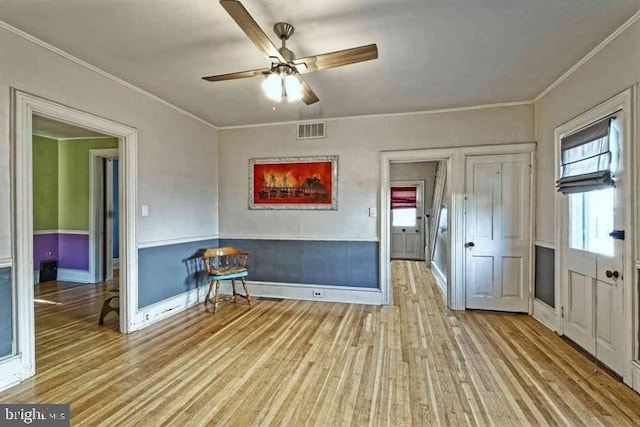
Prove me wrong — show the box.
[274,22,295,40]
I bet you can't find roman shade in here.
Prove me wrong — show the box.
[556,115,617,194]
[391,187,417,209]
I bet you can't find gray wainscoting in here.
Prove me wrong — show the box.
[534,245,555,308]
[138,239,218,308]
[220,239,379,289]
[0,267,13,357]
[137,238,379,309]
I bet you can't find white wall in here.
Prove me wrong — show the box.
[219,104,534,240]
[535,19,640,245]
[0,25,219,262]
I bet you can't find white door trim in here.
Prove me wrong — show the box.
[380,142,535,309]
[11,90,139,387]
[554,87,635,386]
[88,149,118,283]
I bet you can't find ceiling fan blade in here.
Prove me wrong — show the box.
[293,44,378,73]
[220,0,285,63]
[298,76,319,105]
[202,68,269,82]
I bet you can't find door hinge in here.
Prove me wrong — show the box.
[560,306,564,318]
[529,164,533,174]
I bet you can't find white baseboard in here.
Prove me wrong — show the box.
[34,268,93,284]
[57,268,93,283]
[135,280,383,331]
[532,299,557,332]
[430,261,447,295]
[630,361,640,393]
[0,356,24,393]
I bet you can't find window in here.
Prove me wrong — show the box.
[569,188,614,256]
[392,208,416,227]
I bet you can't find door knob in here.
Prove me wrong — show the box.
[402,229,406,232]
[415,229,419,233]
[465,242,475,248]
[605,270,620,279]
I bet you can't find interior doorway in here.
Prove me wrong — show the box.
[89,149,120,283]
[3,90,138,391]
[380,143,535,309]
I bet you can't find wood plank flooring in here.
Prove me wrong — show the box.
[2,261,640,426]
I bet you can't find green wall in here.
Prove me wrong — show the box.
[58,138,118,230]
[33,135,59,230]
[33,137,119,231]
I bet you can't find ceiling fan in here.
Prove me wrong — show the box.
[202,0,378,105]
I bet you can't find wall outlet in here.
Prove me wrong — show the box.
[312,289,324,298]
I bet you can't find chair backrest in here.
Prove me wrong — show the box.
[201,247,249,275]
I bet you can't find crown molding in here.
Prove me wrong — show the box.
[218,100,535,130]
[534,9,640,103]
[32,132,114,141]
[0,19,219,131]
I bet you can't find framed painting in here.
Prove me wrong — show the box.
[249,155,338,210]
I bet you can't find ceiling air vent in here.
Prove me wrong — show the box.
[297,122,326,140]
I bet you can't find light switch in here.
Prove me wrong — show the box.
[141,205,149,217]
[368,207,377,217]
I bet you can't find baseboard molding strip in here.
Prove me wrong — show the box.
[430,261,447,295]
[532,299,557,332]
[135,280,383,331]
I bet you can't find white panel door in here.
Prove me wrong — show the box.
[390,181,424,260]
[465,153,531,312]
[563,189,624,374]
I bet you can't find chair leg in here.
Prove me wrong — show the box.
[231,279,237,303]
[204,280,214,306]
[99,296,118,325]
[241,277,251,306]
[214,280,221,313]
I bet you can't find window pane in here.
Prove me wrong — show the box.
[392,208,416,227]
[568,187,614,256]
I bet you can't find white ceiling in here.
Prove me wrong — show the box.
[33,115,110,139]
[1,1,639,127]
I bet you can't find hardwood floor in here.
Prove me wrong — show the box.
[2,261,640,426]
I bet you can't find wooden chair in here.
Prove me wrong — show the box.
[99,288,119,325]
[202,247,251,313]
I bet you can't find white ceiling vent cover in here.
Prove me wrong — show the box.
[297,122,326,140]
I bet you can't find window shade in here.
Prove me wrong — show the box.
[556,116,616,194]
[391,187,417,208]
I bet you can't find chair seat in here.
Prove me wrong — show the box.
[208,268,248,280]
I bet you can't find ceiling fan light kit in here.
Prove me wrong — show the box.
[203,0,378,105]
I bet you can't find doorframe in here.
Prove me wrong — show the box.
[553,87,635,386]
[380,142,535,309]
[89,149,118,283]
[12,90,138,385]
[389,179,425,261]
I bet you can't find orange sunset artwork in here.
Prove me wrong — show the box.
[253,161,333,205]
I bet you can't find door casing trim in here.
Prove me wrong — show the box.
[11,90,139,388]
[380,142,536,309]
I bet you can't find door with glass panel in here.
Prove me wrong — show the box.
[559,114,624,375]
[390,181,424,260]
